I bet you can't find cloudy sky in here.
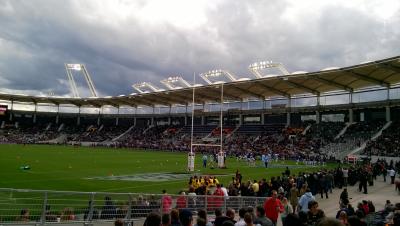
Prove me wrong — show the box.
[0,0,399,97]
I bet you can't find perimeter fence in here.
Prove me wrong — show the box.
[0,188,266,225]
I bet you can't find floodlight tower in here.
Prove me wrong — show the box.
[132,82,163,93]
[200,69,237,84]
[248,61,290,78]
[65,63,99,97]
[160,76,191,89]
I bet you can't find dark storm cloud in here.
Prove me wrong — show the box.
[0,0,399,97]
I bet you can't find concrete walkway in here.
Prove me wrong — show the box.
[274,176,399,226]
[317,176,399,218]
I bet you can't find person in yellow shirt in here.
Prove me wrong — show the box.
[251,180,259,195]
[214,177,220,185]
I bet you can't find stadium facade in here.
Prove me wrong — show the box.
[0,56,399,128]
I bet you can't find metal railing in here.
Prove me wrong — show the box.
[0,188,267,225]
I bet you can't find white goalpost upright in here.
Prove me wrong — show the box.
[187,73,225,172]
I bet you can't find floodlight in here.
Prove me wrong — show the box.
[161,76,191,89]
[249,60,290,78]
[200,69,237,84]
[132,82,161,93]
[66,64,82,71]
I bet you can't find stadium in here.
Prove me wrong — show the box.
[0,55,400,225]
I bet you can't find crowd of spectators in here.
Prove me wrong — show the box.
[363,121,400,157]
[134,161,400,226]
[1,120,399,163]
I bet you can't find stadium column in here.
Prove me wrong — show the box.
[348,109,354,123]
[386,106,391,122]
[286,97,291,126]
[77,106,81,125]
[33,102,37,124]
[115,106,119,126]
[201,115,205,125]
[316,94,321,124]
[97,107,101,126]
[133,117,137,127]
[260,113,264,125]
[56,104,59,124]
[9,100,13,121]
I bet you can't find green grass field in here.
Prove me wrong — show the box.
[0,144,334,194]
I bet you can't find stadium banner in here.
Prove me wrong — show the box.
[0,105,7,115]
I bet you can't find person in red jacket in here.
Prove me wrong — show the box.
[210,184,224,210]
[263,190,284,225]
[162,190,172,214]
[176,191,187,209]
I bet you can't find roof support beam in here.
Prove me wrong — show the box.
[343,70,390,87]
[100,100,120,108]
[128,96,155,107]
[139,95,171,107]
[281,79,320,95]
[195,92,221,103]
[254,82,290,98]
[114,98,138,107]
[311,76,353,92]
[228,85,265,100]
[85,101,102,108]
[380,63,400,74]
[150,94,188,106]
[204,86,242,101]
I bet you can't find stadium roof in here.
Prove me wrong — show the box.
[1,55,400,108]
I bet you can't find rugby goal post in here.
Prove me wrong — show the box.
[187,74,225,171]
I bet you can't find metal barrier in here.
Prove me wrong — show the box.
[0,188,267,225]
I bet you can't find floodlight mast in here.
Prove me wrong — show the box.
[65,63,79,97]
[65,63,99,97]
[249,61,290,78]
[81,64,98,97]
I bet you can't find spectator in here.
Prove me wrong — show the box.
[243,213,254,226]
[101,196,117,219]
[197,209,213,226]
[316,218,345,226]
[179,209,193,226]
[60,207,76,221]
[176,191,187,209]
[254,206,273,226]
[234,208,246,226]
[162,213,171,226]
[162,190,173,214]
[289,184,299,213]
[338,211,348,226]
[347,216,367,226]
[144,212,162,226]
[263,190,284,225]
[281,198,293,223]
[298,188,315,213]
[307,201,325,226]
[171,209,181,226]
[16,209,30,222]
[115,219,124,226]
